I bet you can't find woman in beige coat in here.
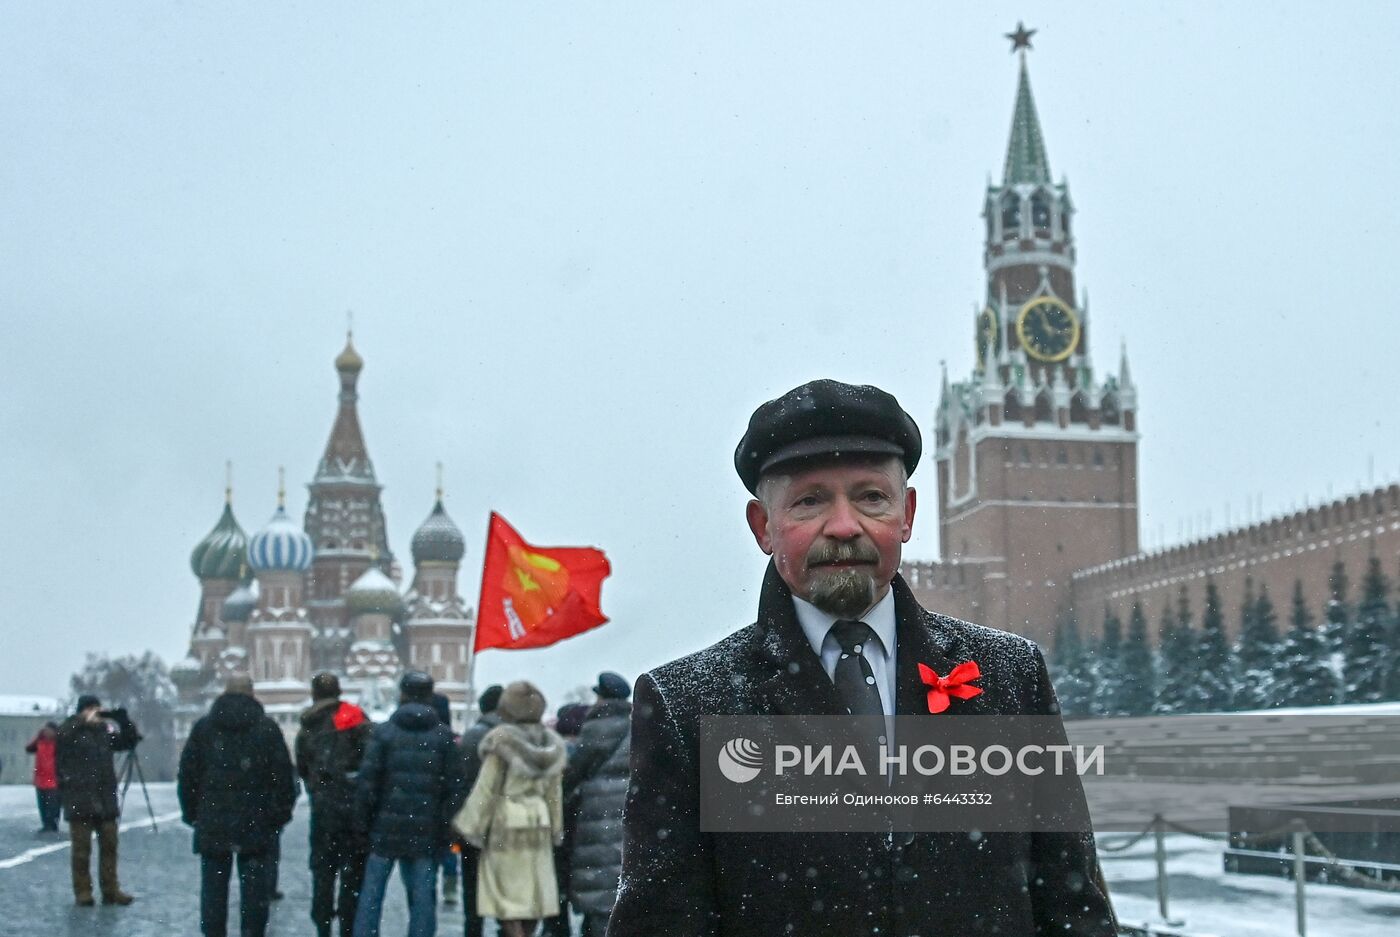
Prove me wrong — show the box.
[453,681,567,937]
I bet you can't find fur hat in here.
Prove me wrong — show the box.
[225,674,255,696]
[496,680,547,724]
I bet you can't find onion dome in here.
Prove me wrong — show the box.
[190,503,248,580]
[411,499,466,564]
[221,579,259,623]
[346,567,404,618]
[335,332,364,374]
[248,503,313,573]
[170,656,207,691]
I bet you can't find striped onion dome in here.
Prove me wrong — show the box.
[247,504,314,573]
[346,567,404,617]
[190,503,248,580]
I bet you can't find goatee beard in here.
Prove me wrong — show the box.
[808,567,877,618]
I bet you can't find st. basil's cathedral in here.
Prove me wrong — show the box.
[171,335,477,736]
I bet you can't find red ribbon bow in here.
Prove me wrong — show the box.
[917,660,984,714]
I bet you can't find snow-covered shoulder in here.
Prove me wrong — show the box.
[642,624,759,715]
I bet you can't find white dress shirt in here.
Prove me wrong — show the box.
[792,588,898,718]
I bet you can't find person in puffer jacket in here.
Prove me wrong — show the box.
[453,680,567,937]
[353,671,465,937]
[563,672,632,937]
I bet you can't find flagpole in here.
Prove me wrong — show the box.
[474,511,497,654]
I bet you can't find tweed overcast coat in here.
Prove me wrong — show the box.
[607,564,1119,937]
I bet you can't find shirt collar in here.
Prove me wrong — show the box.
[792,587,897,659]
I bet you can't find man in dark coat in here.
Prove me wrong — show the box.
[354,670,466,937]
[456,683,502,937]
[608,380,1119,937]
[178,675,297,937]
[296,672,373,937]
[54,694,140,906]
[564,672,632,937]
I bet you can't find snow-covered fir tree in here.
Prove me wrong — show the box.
[1196,579,1235,711]
[1156,585,1205,714]
[1119,599,1156,715]
[1234,578,1282,709]
[1321,559,1350,696]
[1345,554,1394,702]
[1052,612,1094,718]
[1091,606,1128,716]
[1275,578,1339,707]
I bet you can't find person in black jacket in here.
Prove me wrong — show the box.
[54,694,140,906]
[607,380,1118,936]
[296,672,373,937]
[178,675,297,937]
[354,671,466,937]
[455,683,502,937]
[563,673,632,937]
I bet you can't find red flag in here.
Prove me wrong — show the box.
[474,512,611,651]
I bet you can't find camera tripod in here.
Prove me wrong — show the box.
[118,747,159,832]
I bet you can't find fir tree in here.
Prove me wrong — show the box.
[1153,599,1185,714]
[1091,606,1127,716]
[1053,613,1095,718]
[1345,555,1394,702]
[1156,585,1206,713]
[1119,599,1156,715]
[1276,578,1339,707]
[1235,578,1282,709]
[1321,560,1350,696]
[1196,579,1234,711]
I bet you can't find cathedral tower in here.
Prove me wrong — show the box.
[303,331,396,670]
[927,26,1139,646]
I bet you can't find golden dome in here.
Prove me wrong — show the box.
[335,333,364,373]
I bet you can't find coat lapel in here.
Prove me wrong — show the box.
[891,575,989,716]
[750,562,848,717]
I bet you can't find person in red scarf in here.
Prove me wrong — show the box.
[25,721,61,833]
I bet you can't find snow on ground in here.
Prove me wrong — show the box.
[1100,831,1400,937]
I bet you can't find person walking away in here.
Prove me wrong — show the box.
[54,695,140,906]
[296,672,373,937]
[178,674,297,937]
[430,691,461,908]
[541,702,590,937]
[354,671,465,937]
[455,684,502,937]
[25,721,61,833]
[453,681,567,937]
[563,674,631,937]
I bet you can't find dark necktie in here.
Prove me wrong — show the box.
[829,619,885,716]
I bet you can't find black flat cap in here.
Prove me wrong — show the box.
[735,379,922,494]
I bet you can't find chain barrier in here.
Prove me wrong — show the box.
[1100,815,1400,894]
[1301,830,1400,893]
[1096,818,1158,852]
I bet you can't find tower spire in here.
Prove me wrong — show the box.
[435,461,444,502]
[277,465,286,508]
[1002,24,1051,186]
[225,459,233,505]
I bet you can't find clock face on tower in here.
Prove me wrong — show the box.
[1015,297,1080,362]
[976,306,999,368]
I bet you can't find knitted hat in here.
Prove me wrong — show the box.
[478,684,504,713]
[311,672,341,701]
[496,680,547,724]
[75,694,101,714]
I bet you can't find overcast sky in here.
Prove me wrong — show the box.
[3,3,1397,706]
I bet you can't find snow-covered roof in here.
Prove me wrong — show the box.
[0,695,64,717]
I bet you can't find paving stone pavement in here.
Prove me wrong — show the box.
[0,783,486,937]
